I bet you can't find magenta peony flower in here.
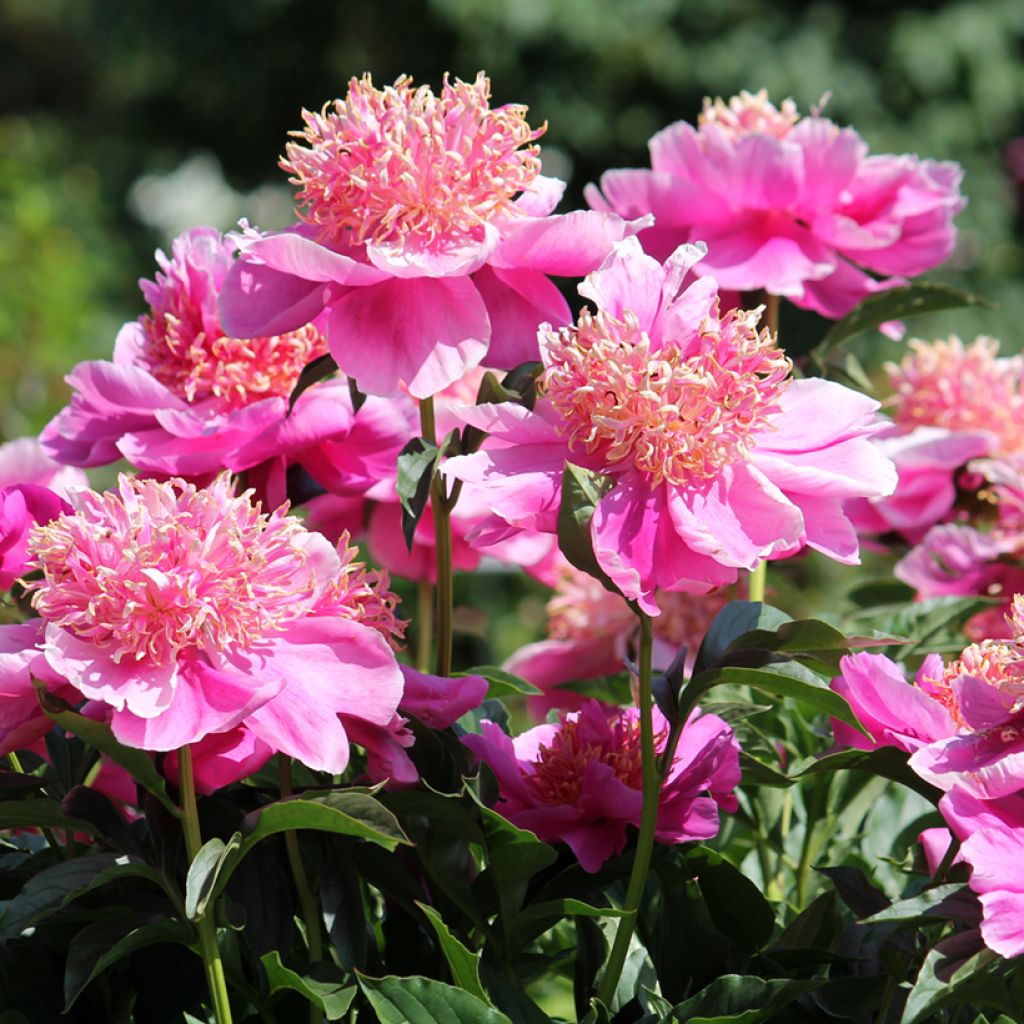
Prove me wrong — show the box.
[845,427,992,543]
[24,474,404,773]
[586,89,964,321]
[506,560,727,719]
[463,699,739,872]
[218,73,646,399]
[40,227,406,501]
[0,484,73,590]
[444,239,897,613]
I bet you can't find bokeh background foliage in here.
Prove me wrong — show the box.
[2,0,1024,439]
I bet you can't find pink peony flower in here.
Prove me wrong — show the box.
[25,474,405,773]
[40,227,405,503]
[586,89,964,321]
[0,620,79,757]
[830,651,958,754]
[0,436,87,496]
[0,484,72,590]
[444,239,897,613]
[507,560,728,719]
[463,699,740,872]
[887,337,1024,456]
[218,73,646,399]
[845,427,992,543]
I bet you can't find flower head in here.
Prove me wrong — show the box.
[887,337,1024,455]
[464,700,740,871]
[587,91,964,321]
[25,474,404,769]
[282,72,544,254]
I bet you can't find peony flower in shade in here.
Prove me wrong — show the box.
[444,238,897,613]
[586,89,964,322]
[40,227,406,504]
[0,620,79,758]
[463,699,740,872]
[24,474,404,773]
[218,72,647,399]
[886,337,1024,456]
[506,560,727,719]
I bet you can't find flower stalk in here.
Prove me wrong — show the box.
[178,746,233,1024]
[597,611,658,1006]
[420,396,454,676]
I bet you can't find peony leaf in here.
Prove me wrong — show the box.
[415,902,489,1003]
[358,974,514,1024]
[261,951,356,1020]
[556,463,621,598]
[396,436,441,551]
[287,352,339,412]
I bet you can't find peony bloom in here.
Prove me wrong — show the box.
[40,227,405,504]
[830,651,958,754]
[586,89,964,321]
[845,427,992,544]
[463,699,740,872]
[0,484,72,590]
[887,337,1024,456]
[444,238,897,613]
[0,620,79,758]
[506,560,727,719]
[0,436,87,497]
[218,72,646,399]
[25,474,404,773]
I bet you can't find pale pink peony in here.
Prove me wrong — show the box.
[218,73,646,399]
[586,89,964,321]
[887,337,1024,456]
[24,474,404,773]
[507,560,728,719]
[444,239,897,614]
[0,620,79,758]
[0,436,87,497]
[463,699,740,872]
[40,227,405,503]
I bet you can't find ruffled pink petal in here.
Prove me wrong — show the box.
[577,236,667,329]
[398,665,487,728]
[343,714,418,787]
[326,276,490,398]
[165,727,274,794]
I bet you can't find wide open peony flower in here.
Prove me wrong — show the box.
[25,474,404,773]
[463,699,740,872]
[40,227,406,503]
[218,72,646,399]
[586,89,964,321]
[507,560,727,719]
[444,239,897,613]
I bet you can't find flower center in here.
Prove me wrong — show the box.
[27,475,317,665]
[698,89,800,140]
[281,72,545,251]
[140,313,327,409]
[920,639,1024,730]
[541,306,791,486]
[887,336,1024,455]
[314,531,407,649]
[528,712,649,806]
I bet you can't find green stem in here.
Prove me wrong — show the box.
[597,613,658,1007]
[931,834,960,884]
[419,396,454,677]
[748,561,767,603]
[179,746,233,1024]
[280,758,325,1024]
[7,751,67,858]
[416,579,434,673]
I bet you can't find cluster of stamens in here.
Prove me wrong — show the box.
[887,336,1024,455]
[281,72,545,250]
[699,89,801,140]
[26,475,318,666]
[541,305,791,486]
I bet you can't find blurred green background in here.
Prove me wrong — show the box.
[2,0,1022,441]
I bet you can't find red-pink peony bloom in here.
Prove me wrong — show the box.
[506,560,727,719]
[444,239,897,613]
[218,73,646,399]
[0,484,72,590]
[586,89,964,321]
[25,474,404,773]
[40,227,405,503]
[463,699,739,872]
